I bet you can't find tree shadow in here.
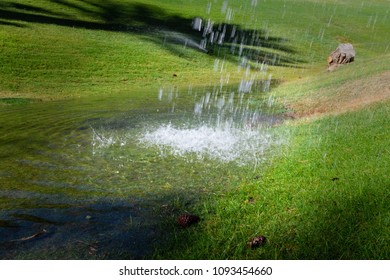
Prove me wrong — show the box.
[0,0,305,69]
[0,188,200,259]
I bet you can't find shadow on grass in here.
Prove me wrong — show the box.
[290,184,390,259]
[0,0,304,68]
[0,192,194,259]
[0,98,34,105]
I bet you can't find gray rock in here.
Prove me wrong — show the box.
[327,43,355,71]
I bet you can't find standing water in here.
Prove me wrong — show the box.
[0,84,285,259]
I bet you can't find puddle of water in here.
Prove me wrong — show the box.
[94,86,284,165]
[0,85,285,259]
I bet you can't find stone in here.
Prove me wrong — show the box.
[327,43,356,71]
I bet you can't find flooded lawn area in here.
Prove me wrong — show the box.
[0,85,285,259]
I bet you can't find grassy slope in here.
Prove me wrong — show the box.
[0,0,224,99]
[0,22,222,99]
[0,0,389,259]
[1,0,387,100]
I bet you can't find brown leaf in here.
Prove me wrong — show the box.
[177,214,200,228]
[247,235,267,249]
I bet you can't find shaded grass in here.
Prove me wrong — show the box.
[0,97,34,105]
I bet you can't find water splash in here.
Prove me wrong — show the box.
[137,86,285,166]
[91,126,127,155]
[91,85,285,166]
[139,123,277,166]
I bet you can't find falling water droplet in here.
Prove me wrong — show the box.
[192,17,203,31]
[367,15,373,28]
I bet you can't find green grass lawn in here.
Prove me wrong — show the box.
[159,100,389,259]
[0,0,389,259]
[1,0,387,100]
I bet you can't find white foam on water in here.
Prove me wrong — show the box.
[92,83,286,166]
[139,123,278,165]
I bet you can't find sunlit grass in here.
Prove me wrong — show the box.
[159,100,390,259]
[1,0,388,100]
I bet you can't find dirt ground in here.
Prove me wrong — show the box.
[290,71,390,119]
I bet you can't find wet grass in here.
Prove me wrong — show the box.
[158,100,390,260]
